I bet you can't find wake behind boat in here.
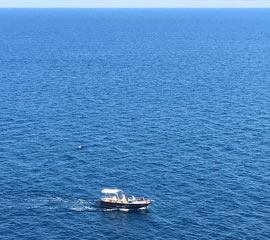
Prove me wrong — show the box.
[100,189,154,209]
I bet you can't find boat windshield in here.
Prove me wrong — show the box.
[101,189,124,198]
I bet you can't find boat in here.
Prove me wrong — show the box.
[100,188,154,209]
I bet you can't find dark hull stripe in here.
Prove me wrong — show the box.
[100,200,150,209]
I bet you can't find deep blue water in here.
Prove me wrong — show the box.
[1,9,270,239]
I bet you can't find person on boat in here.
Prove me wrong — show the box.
[120,192,128,202]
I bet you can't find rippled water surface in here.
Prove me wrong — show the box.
[0,9,270,239]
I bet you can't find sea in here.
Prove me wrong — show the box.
[0,9,270,240]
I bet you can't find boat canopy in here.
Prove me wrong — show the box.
[101,188,123,194]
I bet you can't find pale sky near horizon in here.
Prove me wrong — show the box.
[0,0,270,8]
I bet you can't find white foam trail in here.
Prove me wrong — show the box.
[23,197,99,212]
[102,208,118,212]
[120,209,130,212]
[69,206,96,212]
[69,207,83,211]
[84,206,96,211]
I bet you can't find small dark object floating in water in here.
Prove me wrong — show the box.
[100,189,154,209]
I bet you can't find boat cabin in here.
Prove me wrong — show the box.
[101,188,128,203]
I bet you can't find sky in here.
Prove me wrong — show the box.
[0,0,270,8]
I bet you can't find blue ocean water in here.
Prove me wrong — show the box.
[0,8,270,239]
